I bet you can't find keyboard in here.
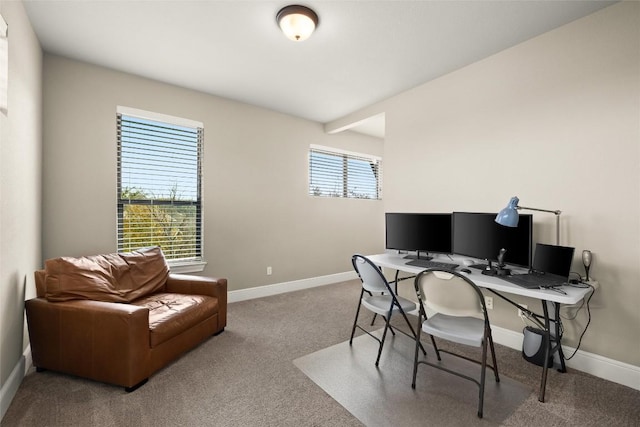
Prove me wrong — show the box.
[501,273,567,289]
[405,259,459,270]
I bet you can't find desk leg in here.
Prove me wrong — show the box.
[553,302,567,374]
[538,301,567,402]
[394,270,400,294]
[539,302,551,402]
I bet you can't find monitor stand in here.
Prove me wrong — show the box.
[402,251,433,261]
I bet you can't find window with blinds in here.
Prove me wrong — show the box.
[117,107,203,262]
[309,145,382,199]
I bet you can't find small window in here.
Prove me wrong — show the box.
[309,145,382,199]
[116,107,203,262]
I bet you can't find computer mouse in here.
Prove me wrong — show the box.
[460,268,472,274]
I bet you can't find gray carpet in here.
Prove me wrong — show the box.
[2,279,639,426]
[295,329,530,426]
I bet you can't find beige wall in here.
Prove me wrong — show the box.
[0,0,42,408]
[3,2,636,412]
[42,55,384,291]
[333,2,640,366]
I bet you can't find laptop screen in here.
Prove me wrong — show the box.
[532,243,575,278]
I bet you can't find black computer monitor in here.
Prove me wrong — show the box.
[452,212,533,268]
[385,213,452,258]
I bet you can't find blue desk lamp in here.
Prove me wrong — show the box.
[495,196,562,245]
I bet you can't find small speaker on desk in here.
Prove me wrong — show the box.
[582,250,592,281]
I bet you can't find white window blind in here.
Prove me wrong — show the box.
[309,145,382,199]
[117,108,203,261]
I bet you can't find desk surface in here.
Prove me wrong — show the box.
[368,253,590,305]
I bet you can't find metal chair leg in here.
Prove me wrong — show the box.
[478,338,488,418]
[349,290,365,345]
[397,304,427,356]
[381,316,397,336]
[370,313,377,326]
[488,331,500,382]
[411,316,423,389]
[375,309,394,366]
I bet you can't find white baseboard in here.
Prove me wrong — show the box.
[2,273,636,423]
[0,352,25,421]
[228,271,358,303]
[23,346,33,376]
[486,325,640,392]
[232,273,640,392]
[557,342,640,392]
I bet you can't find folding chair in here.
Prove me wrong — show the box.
[350,254,432,366]
[412,268,500,418]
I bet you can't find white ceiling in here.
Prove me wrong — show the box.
[23,1,615,138]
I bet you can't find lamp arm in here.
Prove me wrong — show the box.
[517,206,562,216]
[517,205,562,245]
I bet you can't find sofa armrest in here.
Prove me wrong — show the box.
[25,298,151,388]
[165,274,227,328]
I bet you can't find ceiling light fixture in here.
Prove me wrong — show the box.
[276,5,318,42]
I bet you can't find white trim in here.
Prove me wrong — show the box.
[169,260,207,274]
[562,346,640,391]
[228,271,358,303]
[309,144,382,162]
[229,272,640,392]
[2,276,636,423]
[0,13,7,38]
[117,106,203,129]
[491,324,526,350]
[325,112,385,135]
[23,346,33,376]
[491,325,640,391]
[0,353,25,421]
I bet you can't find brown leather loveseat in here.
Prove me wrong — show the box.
[25,247,227,391]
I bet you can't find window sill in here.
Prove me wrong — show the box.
[168,260,207,274]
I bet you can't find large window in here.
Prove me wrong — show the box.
[117,107,203,263]
[309,145,382,199]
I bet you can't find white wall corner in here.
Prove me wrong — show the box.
[0,13,7,114]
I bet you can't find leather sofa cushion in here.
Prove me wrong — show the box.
[133,293,218,347]
[44,247,169,303]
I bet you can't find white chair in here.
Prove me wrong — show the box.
[411,268,500,418]
[350,254,431,366]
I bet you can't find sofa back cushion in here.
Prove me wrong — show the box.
[44,247,169,302]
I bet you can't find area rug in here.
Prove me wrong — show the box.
[294,330,531,426]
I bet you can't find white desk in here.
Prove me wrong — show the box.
[367,252,593,402]
[367,253,589,305]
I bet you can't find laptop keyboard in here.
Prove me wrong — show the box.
[501,273,566,289]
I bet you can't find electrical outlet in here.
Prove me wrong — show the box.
[484,296,493,310]
[518,304,528,318]
[267,266,272,275]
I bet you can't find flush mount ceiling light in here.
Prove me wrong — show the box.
[276,5,318,42]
